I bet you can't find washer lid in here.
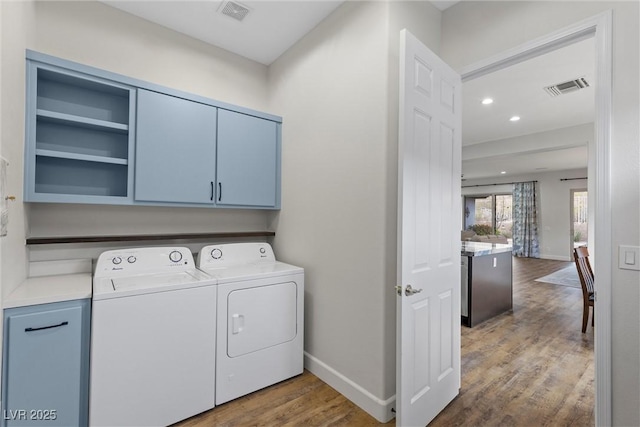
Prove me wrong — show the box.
[200,261,303,284]
[112,271,201,290]
[93,269,215,300]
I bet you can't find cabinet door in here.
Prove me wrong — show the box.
[217,110,279,207]
[3,303,86,427]
[135,89,217,203]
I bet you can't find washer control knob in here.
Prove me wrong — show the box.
[112,257,122,265]
[127,256,137,264]
[259,247,266,254]
[211,248,222,259]
[169,251,183,263]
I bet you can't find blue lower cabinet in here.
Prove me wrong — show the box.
[2,299,90,427]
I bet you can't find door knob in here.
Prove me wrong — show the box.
[405,284,423,296]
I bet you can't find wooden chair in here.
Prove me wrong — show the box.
[573,247,595,333]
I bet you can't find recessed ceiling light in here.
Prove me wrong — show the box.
[509,116,521,122]
[500,171,507,174]
[481,98,494,105]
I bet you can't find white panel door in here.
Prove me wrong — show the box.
[396,29,462,427]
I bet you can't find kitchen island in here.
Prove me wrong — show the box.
[461,241,513,327]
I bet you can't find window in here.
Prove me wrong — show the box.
[464,194,513,237]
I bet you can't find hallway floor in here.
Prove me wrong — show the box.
[431,257,594,426]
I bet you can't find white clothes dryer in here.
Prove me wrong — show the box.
[90,247,217,427]
[197,242,304,405]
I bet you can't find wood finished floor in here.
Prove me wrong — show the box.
[174,257,594,427]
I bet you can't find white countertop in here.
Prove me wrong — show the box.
[461,241,513,257]
[3,259,92,309]
[4,274,92,309]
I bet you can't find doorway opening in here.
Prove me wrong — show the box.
[571,189,588,250]
[459,12,612,425]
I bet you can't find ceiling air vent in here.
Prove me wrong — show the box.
[219,1,251,22]
[543,77,590,97]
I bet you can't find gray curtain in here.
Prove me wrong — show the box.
[512,182,540,258]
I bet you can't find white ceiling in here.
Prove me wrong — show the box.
[463,38,595,147]
[100,1,345,65]
[99,0,594,181]
[430,1,461,11]
[462,38,595,180]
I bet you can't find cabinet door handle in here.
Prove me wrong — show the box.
[25,321,69,332]
[210,181,214,201]
[218,183,222,202]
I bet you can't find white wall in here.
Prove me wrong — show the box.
[443,2,640,425]
[268,0,442,420]
[34,2,269,110]
[268,2,392,418]
[0,0,274,297]
[0,1,34,299]
[463,168,589,261]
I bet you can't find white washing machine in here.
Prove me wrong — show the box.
[90,247,217,427]
[197,242,304,405]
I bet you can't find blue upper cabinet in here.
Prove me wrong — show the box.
[217,110,280,208]
[24,51,282,210]
[135,90,217,204]
[24,61,136,204]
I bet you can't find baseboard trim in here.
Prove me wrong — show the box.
[304,352,395,423]
[540,254,572,261]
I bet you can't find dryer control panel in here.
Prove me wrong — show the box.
[198,243,275,268]
[95,247,195,277]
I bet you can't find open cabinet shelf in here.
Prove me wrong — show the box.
[36,109,129,132]
[25,62,135,203]
[35,149,128,166]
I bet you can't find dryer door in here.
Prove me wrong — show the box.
[227,282,297,357]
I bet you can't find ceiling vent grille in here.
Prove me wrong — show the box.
[543,77,590,97]
[219,1,250,22]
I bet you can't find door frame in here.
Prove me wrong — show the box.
[458,11,612,425]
